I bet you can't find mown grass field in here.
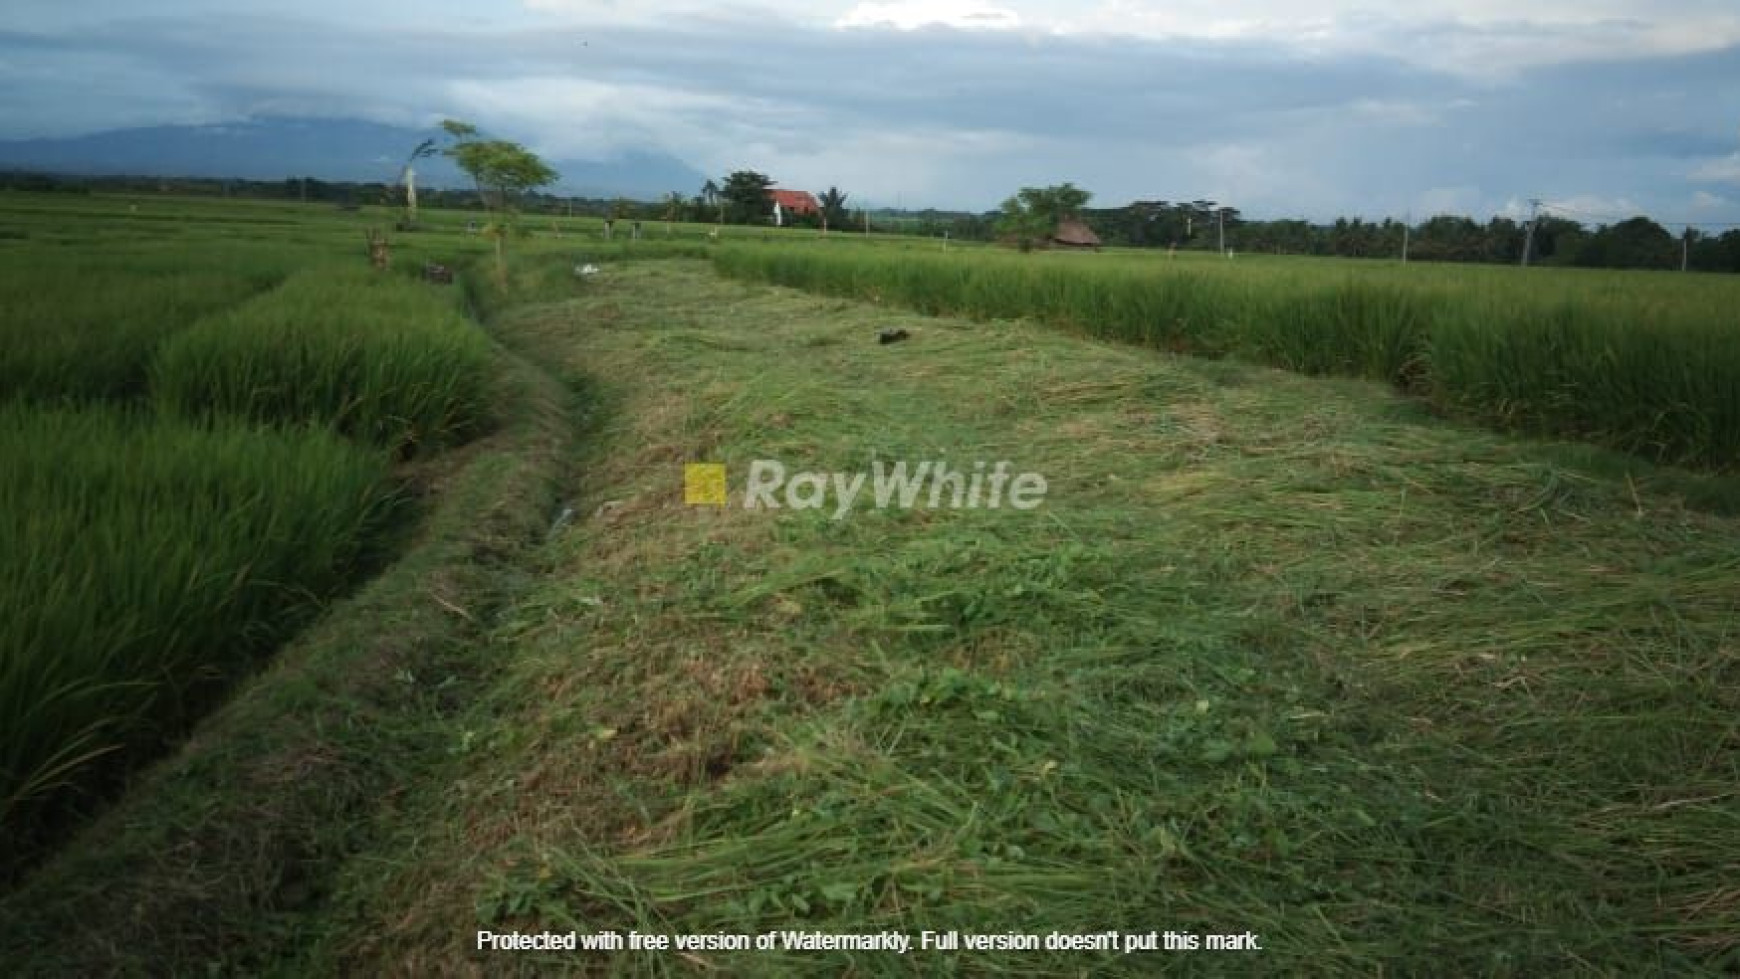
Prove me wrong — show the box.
[2,192,1737,975]
[715,243,1740,469]
[307,259,1734,975]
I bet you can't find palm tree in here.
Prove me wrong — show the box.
[700,178,725,224]
[398,137,438,226]
[819,186,848,234]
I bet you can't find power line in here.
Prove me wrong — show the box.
[1540,201,1740,229]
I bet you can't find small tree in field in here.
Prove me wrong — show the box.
[996,195,1050,251]
[996,183,1092,251]
[441,119,559,278]
[720,171,774,225]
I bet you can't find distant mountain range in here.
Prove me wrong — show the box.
[0,117,708,200]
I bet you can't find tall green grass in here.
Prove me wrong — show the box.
[152,267,496,456]
[0,254,285,402]
[0,403,396,859]
[0,196,508,870]
[714,245,1740,468]
[1429,298,1740,461]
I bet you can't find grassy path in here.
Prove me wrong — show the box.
[298,259,1738,976]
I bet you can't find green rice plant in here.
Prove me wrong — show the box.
[1429,299,1740,465]
[0,402,396,855]
[1243,281,1437,384]
[151,267,496,455]
[0,252,286,402]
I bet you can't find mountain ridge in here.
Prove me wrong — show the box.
[0,117,708,200]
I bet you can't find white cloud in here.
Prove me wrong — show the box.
[443,76,798,164]
[1690,153,1740,184]
[1349,99,1442,127]
[1544,194,1648,223]
[512,0,1740,75]
[1036,1,1740,76]
[753,128,1039,204]
[837,1,1022,31]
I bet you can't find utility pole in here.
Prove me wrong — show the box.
[1520,198,1543,267]
[1402,216,1410,263]
[1682,230,1690,272]
[1217,207,1225,256]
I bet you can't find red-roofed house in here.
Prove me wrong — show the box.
[769,188,820,226]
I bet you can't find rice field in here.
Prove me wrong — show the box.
[0,404,395,851]
[0,252,284,402]
[2,192,1737,974]
[713,243,1740,468]
[0,192,500,868]
[152,266,497,456]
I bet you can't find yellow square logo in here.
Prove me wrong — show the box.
[684,463,727,505]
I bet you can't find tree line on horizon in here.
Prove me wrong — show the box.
[1079,203,1740,273]
[684,176,1740,273]
[8,168,1738,274]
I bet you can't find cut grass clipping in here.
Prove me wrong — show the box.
[0,403,396,867]
[152,266,496,456]
[714,244,1740,469]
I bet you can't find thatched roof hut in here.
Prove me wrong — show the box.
[1050,217,1101,249]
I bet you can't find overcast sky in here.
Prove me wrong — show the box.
[4,1,1739,222]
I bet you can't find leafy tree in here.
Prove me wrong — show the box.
[1528,216,1584,264]
[1691,228,1740,272]
[441,119,559,277]
[1573,216,1677,270]
[1023,183,1091,225]
[995,183,1093,251]
[996,195,1051,251]
[720,171,774,225]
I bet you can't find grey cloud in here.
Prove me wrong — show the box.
[2,10,1737,221]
